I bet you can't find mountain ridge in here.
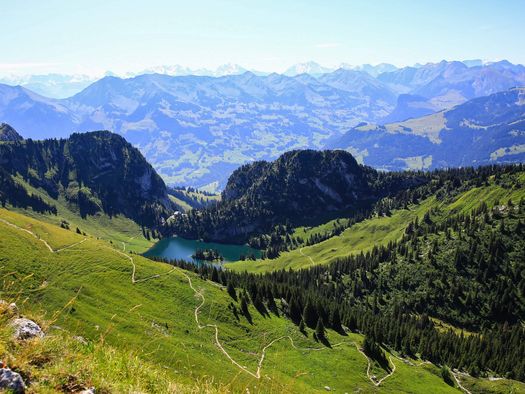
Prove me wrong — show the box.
[329,87,525,170]
[0,123,23,141]
[1,60,525,189]
[166,149,429,244]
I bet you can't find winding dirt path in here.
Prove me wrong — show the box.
[0,217,86,253]
[55,238,88,252]
[1,215,399,386]
[299,247,315,266]
[0,217,55,252]
[452,371,472,394]
[181,269,337,379]
[0,216,173,285]
[352,342,396,386]
[116,243,176,284]
[181,269,397,385]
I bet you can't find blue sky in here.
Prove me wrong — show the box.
[1,0,524,75]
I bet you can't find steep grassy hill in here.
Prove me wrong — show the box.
[168,187,220,212]
[2,208,519,393]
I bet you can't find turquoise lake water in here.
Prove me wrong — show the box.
[143,236,260,265]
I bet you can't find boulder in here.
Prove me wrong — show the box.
[11,318,44,340]
[80,388,95,394]
[0,368,25,393]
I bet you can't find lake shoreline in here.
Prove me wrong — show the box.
[143,235,261,266]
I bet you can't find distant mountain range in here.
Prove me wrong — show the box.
[0,73,96,99]
[0,60,524,189]
[0,59,489,98]
[328,87,525,170]
[379,60,525,122]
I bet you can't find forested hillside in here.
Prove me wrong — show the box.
[167,149,427,243]
[0,130,173,227]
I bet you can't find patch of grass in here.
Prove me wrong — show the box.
[461,374,525,393]
[9,176,153,253]
[169,194,193,212]
[227,198,434,273]
[0,304,219,393]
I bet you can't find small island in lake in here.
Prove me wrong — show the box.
[192,248,224,262]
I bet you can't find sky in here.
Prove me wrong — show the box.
[1,0,525,76]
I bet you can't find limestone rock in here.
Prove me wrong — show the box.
[0,368,25,393]
[11,318,44,340]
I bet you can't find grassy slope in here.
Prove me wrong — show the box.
[9,175,153,253]
[0,208,479,394]
[227,198,434,273]
[168,189,221,212]
[0,308,210,393]
[227,173,525,273]
[169,194,193,211]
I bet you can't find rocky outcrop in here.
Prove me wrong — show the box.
[11,318,44,340]
[0,368,25,393]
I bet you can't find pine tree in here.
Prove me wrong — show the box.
[240,295,249,317]
[303,299,318,328]
[227,282,237,301]
[266,289,278,314]
[330,308,342,332]
[440,366,454,386]
[315,317,325,339]
[211,267,219,283]
[289,296,302,323]
[299,317,306,334]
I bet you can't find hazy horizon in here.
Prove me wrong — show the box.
[1,0,524,77]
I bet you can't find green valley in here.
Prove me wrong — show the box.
[0,208,498,393]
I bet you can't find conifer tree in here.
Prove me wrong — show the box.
[303,299,318,328]
[315,317,325,339]
[227,282,237,301]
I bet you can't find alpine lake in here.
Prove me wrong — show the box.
[143,236,261,266]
